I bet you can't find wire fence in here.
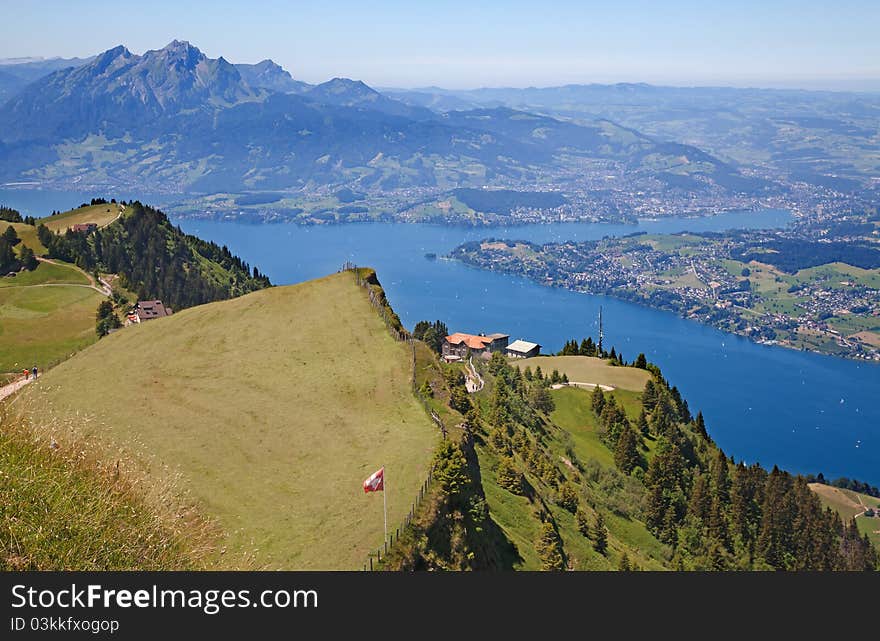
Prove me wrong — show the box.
[341,263,445,568]
[363,464,435,571]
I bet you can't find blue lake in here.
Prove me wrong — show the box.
[178,210,879,485]
[1,187,877,484]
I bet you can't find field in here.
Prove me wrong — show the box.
[810,483,880,548]
[0,261,103,372]
[0,260,89,288]
[38,202,125,233]
[0,204,133,376]
[6,222,45,254]
[16,272,438,569]
[513,356,651,391]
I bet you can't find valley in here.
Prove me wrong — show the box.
[2,41,876,231]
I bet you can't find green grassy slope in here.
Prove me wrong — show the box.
[0,416,209,570]
[0,260,89,288]
[0,267,103,372]
[18,272,438,569]
[470,358,671,571]
[39,203,125,233]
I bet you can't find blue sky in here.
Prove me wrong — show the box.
[2,0,879,89]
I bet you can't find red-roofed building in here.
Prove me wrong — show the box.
[442,332,509,360]
[130,300,173,323]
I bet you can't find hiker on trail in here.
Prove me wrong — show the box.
[23,369,29,381]
[32,365,37,380]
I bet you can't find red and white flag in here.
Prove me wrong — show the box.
[363,467,384,493]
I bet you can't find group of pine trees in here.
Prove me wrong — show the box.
[1,205,35,225]
[36,201,270,312]
[441,344,876,571]
[95,299,122,337]
[586,368,877,570]
[457,351,630,570]
[412,320,449,354]
[802,473,880,499]
[559,336,601,357]
[1,225,38,274]
[558,336,652,370]
[522,364,569,389]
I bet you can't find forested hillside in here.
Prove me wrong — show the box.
[386,344,877,571]
[36,201,270,310]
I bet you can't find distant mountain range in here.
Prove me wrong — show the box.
[384,83,880,190]
[2,40,858,195]
[0,55,94,103]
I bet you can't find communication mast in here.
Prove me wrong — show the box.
[598,305,604,355]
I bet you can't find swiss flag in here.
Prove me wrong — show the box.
[363,467,384,493]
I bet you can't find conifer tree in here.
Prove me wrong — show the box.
[687,474,711,524]
[3,225,18,245]
[636,409,650,437]
[537,522,565,571]
[529,385,555,414]
[642,379,659,412]
[581,337,595,356]
[593,512,608,554]
[496,457,523,495]
[487,376,509,429]
[613,427,641,474]
[591,385,605,415]
[557,483,579,513]
[576,508,591,538]
[695,411,708,439]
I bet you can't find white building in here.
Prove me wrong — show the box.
[505,339,541,359]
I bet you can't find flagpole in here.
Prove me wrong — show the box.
[382,466,388,545]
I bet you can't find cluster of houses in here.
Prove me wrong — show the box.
[441,331,541,361]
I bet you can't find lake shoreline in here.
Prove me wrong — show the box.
[0,187,875,484]
[450,256,880,364]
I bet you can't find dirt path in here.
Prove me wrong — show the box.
[0,376,32,402]
[35,257,111,296]
[551,381,615,391]
[465,357,484,393]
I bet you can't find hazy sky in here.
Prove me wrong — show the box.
[2,0,879,90]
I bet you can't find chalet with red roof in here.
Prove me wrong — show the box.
[128,300,173,324]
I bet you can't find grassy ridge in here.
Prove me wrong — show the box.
[40,203,124,233]
[19,272,437,569]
